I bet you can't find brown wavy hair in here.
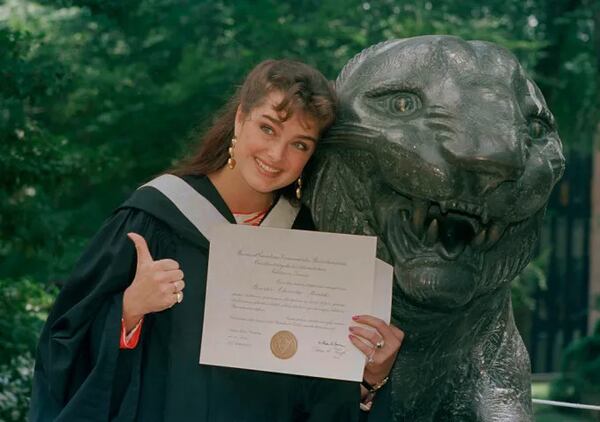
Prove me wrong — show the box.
[170,59,337,199]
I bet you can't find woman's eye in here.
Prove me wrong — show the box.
[527,118,549,140]
[261,125,274,135]
[292,142,308,151]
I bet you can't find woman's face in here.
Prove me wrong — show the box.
[232,90,320,196]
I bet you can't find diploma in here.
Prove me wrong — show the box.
[199,224,392,382]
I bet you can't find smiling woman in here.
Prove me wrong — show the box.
[208,90,319,213]
[29,59,404,422]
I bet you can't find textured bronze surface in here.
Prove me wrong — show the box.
[305,35,565,421]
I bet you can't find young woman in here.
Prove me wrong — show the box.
[30,59,403,421]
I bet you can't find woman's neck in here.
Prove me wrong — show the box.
[208,167,273,214]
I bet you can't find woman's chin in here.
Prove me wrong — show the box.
[246,173,291,195]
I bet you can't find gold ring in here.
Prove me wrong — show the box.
[176,291,183,303]
[376,339,385,349]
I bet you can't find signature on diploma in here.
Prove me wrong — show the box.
[313,339,347,359]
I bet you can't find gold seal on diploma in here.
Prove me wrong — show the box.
[270,330,298,359]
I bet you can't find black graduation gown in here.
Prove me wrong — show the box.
[29,175,364,422]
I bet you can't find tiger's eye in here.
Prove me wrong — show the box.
[390,93,420,115]
[367,90,421,116]
[528,119,548,140]
[395,97,410,112]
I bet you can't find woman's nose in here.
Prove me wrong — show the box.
[266,140,286,162]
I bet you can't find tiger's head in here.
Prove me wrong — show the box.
[305,36,564,312]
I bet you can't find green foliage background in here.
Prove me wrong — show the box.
[1,0,598,420]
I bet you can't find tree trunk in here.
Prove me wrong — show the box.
[587,7,600,334]
[590,124,600,333]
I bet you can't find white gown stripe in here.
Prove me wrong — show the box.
[141,174,300,241]
[261,194,301,228]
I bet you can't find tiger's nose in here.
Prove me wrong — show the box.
[441,134,527,190]
[462,149,525,180]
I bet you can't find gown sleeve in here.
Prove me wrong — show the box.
[29,208,176,422]
[120,317,144,349]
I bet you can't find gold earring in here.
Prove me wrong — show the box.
[295,177,303,200]
[227,137,237,169]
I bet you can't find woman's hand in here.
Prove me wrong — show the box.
[122,233,185,331]
[348,315,404,386]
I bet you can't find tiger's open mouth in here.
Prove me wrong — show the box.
[377,190,513,263]
[377,191,536,309]
[407,198,507,260]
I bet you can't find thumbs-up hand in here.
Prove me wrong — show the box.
[122,232,185,330]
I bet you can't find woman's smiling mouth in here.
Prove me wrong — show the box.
[255,157,282,176]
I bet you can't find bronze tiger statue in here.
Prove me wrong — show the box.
[305,36,565,421]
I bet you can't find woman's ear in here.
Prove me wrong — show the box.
[234,105,244,136]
